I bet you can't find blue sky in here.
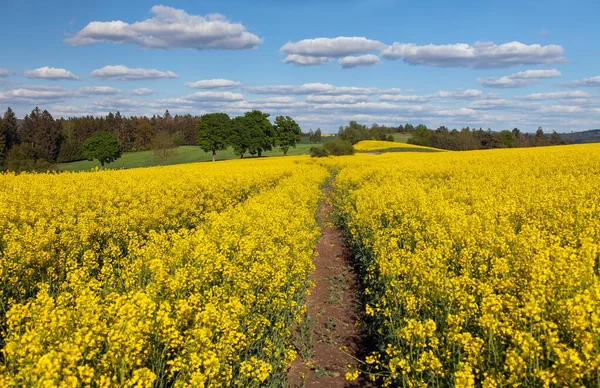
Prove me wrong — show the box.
[1,0,599,133]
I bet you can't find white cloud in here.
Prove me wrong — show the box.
[563,76,600,87]
[51,104,114,117]
[94,98,161,110]
[0,68,10,77]
[339,54,382,69]
[133,88,155,95]
[478,69,562,88]
[65,5,262,50]
[0,85,76,104]
[79,86,121,95]
[469,98,527,110]
[538,105,584,113]
[313,101,405,112]
[244,82,395,96]
[306,94,371,104]
[437,89,483,98]
[90,65,178,80]
[281,36,384,57]
[381,41,566,68]
[185,79,242,89]
[183,91,244,102]
[521,90,592,100]
[432,108,478,116]
[379,94,429,102]
[283,55,331,66]
[25,66,80,80]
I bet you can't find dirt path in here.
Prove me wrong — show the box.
[287,185,365,387]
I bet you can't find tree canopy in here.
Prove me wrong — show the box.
[81,131,122,167]
[274,116,302,156]
[245,110,274,157]
[197,113,231,161]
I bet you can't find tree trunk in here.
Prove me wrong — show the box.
[212,150,216,162]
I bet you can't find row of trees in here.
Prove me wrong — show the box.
[0,107,303,170]
[335,120,565,150]
[410,125,564,150]
[197,111,301,161]
[337,121,398,144]
[0,107,200,169]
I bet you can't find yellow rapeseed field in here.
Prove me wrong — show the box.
[1,143,599,387]
[0,157,328,387]
[328,144,600,387]
[354,140,442,152]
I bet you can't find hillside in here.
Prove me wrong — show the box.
[560,129,600,144]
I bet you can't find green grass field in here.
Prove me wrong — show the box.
[57,144,315,172]
[57,133,412,172]
[393,133,412,143]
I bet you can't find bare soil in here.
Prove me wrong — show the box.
[287,186,367,387]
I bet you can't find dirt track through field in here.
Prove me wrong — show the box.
[287,184,366,387]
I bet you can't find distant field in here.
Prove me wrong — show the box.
[354,140,442,153]
[57,144,315,172]
[392,133,412,143]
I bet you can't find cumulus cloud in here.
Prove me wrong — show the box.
[437,89,483,98]
[0,68,10,77]
[90,65,178,80]
[469,98,522,109]
[0,85,76,104]
[478,69,562,88]
[562,76,600,87]
[538,105,584,113]
[281,36,383,57]
[379,94,430,102]
[133,88,155,95]
[79,86,121,95]
[183,91,244,102]
[339,54,382,69]
[306,94,371,104]
[520,90,592,100]
[244,82,397,96]
[65,5,262,50]
[25,66,80,80]
[283,55,331,66]
[381,41,566,68]
[185,79,242,89]
[280,37,383,66]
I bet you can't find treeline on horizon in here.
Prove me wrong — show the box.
[0,106,579,172]
[337,121,565,150]
[0,107,310,171]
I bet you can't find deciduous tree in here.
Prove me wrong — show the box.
[197,113,230,162]
[81,131,122,168]
[274,115,301,156]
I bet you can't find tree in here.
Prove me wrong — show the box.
[229,116,252,158]
[550,131,563,145]
[496,130,518,148]
[2,108,19,152]
[409,124,432,146]
[338,121,369,144]
[81,131,122,168]
[309,128,322,144]
[324,140,354,155]
[134,117,154,150]
[274,115,301,156]
[197,113,231,161]
[21,107,61,163]
[244,110,274,157]
[151,131,177,162]
[4,143,51,172]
